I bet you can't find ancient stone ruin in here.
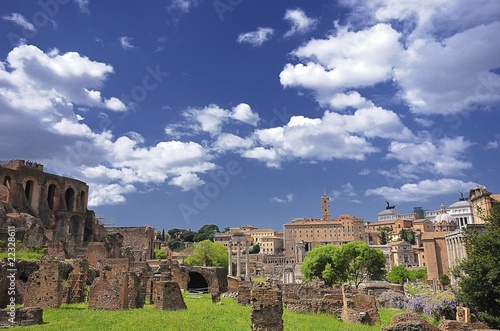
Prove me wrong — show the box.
[152,281,187,310]
[250,281,283,331]
[0,307,43,328]
[23,256,63,308]
[341,283,380,325]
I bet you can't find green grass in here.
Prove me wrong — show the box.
[0,251,44,260]
[17,294,404,331]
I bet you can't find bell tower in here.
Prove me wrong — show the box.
[321,193,330,221]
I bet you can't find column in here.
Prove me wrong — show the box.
[245,240,250,281]
[228,241,233,276]
[236,241,241,279]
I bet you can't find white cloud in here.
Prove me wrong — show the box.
[105,97,127,112]
[395,22,500,115]
[365,178,477,202]
[0,45,218,205]
[75,0,90,14]
[280,23,402,92]
[237,27,274,47]
[119,36,135,49]
[246,106,414,167]
[283,8,318,37]
[212,133,253,153]
[88,183,136,206]
[168,0,202,13]
[386,136,472,177]
[181,103,260,136]
[232,103,260,126]
[321,91,373,110]
[271,193,294,203]
[2,13,36,32]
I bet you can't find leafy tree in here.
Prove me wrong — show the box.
[408,268,427,282]
[249,244,260,254]
[377,226,393,245]
[301,242,386,287]
[386,265,410,284]
[339,241,386,287]
[167,228,196,242]
[399,229,416,245]
[184,240,228,268]
[194,224,220,242]
[439,274,450,288]
[301,244,341,286]
[154,248,167,259]
[166,238,183,251]
[453,203,500,328]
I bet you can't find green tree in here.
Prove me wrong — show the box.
[339,241,386,287]
[453,203,500,328]
[301,244,341,286]
[301,242,386,287]
[408,268,427,281]
[249,244,260,254]
[377,226,393,245]
[194,224,220,242]
[386,265,410,284]
[399,229,416,245]
[184,240,228,268]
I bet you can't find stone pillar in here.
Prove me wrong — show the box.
[245,241,250,281]
[228,241,233,277]
[250,282,283,331]
[236,241,241,279]
[153,281,187,310]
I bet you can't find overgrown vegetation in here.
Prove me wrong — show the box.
[184,240,228,267]
[386,265,427,284]
[0,240,47,260]
[453,202,500,328]
[20,294,402,331]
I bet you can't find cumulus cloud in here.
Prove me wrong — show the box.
[280,23,402,93]
[175,103,260,136]
[237,27,274,46]
[0,45,218,205]
[365,178,477,202]
[283,8,318,37]
[386,136,472,177]
[321,91,374,110]
[244,106,414,167]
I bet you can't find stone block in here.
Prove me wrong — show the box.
[152,281,187,310]
[250,282,283,331]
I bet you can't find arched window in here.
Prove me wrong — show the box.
[3,176,11,189]
[65,188,75,211]
[47,184,57,210]
[25,180,34,205]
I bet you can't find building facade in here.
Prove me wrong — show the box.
[283,194,365,255]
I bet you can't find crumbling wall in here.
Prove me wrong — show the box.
[23,257,62,308]
[341,284,380,325]
[281,283,343,316]
[88,270,143,310]
[152,281,187,310]
[0,307,43,328]
[250,282,283,331]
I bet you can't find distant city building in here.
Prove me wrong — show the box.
[283,194,365,255]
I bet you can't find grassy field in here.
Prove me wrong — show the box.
[18,294,403,331]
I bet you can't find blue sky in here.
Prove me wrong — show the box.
[1,0,499,232]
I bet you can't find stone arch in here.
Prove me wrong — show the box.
[187,272,209,292]
[2,175,11,189]
[47,183,58,210]
[65,187,75,211]
[23,177,39,208]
